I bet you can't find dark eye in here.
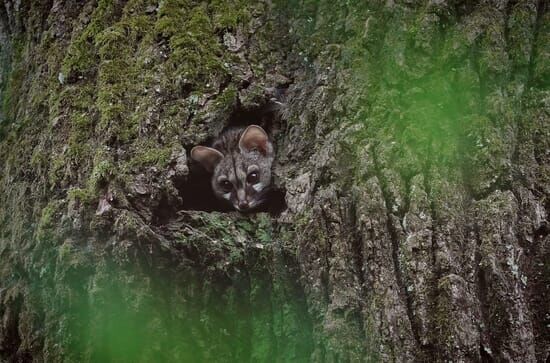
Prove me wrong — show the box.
[247,171,259,184]
[219,180,232,192]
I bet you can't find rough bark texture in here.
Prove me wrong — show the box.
[0,0,548,362]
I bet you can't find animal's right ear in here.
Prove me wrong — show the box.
[190,146,223,173]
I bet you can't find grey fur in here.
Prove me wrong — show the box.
[191,125,274,212]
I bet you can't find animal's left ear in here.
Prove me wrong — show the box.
[190,146,223,173]
[239,125,272,156]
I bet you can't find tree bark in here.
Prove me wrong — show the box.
[0,0,548,362]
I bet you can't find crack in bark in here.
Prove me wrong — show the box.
[527,0,547,87]
[503,0,516,58]
[319,206,334,307]
[473,214,497,362]
[345,197,368,343]
[386,212,422,351]
[420,162,439,331]
[371,149,421,351]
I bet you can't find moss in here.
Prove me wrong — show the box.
[61,0,119,78]
[254,214,274,243]
[48,152,67,187]
[68,187,96,205]
[95,14,155,142]
[214,85,238,111]
[125,142,174,170]
[36,199,66,241]
[1,37,26,123]
[65,152,115,205]
[57,239,91,270]
[156,1,227,90]
[47,69,97,186]
[88,157,115,192]
[208,0,252,30]
[507,3,537,70]
[478,22,509,78]
[1,65,24,122]
[30,143,47,170]
[532,10,550,87]
[67,114,93,159]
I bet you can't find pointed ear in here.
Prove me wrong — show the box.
[239,125,272,155]
[190,146,223,172]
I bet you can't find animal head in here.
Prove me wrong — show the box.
[191,125,274,212]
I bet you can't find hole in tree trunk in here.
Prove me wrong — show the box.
[178,92,288,216]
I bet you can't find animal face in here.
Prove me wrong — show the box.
[191,125,274,212]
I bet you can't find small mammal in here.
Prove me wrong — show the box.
[190,125,274,212]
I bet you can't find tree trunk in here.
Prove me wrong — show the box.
[0,0,548,362]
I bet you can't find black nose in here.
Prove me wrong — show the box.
[238,201,249,210]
